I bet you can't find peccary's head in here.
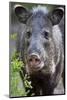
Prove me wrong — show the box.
[14,5,64,75]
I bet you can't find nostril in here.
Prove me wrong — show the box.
[35,58,40,62]
[29,58,33,62]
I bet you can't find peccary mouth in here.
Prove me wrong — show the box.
[28,61,44,71]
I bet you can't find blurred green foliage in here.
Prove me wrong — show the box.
[10,51,34,97]
[10,33,17,40]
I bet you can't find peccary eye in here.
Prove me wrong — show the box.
[27,31,31,38]
[43,31,49,39]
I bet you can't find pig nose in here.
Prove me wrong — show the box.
[28,54,41,66]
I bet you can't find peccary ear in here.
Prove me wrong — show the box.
[14,5,32,23]
[50,7,64,25]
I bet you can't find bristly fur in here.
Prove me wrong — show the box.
[32,5,49,14]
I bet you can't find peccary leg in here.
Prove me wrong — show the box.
[30,79,41,96]
[42,82,54,95]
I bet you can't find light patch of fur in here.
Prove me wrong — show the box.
[51,59,56,73]
[40,89,42,95]
[52,25,62,47]
[52,25,62,66]
[32,5,49,14]
[54,77,64,94]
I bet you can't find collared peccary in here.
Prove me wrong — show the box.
[14,5,65,95]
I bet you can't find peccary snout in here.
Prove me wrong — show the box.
[27,53,44,71]
[28,53,41,67]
